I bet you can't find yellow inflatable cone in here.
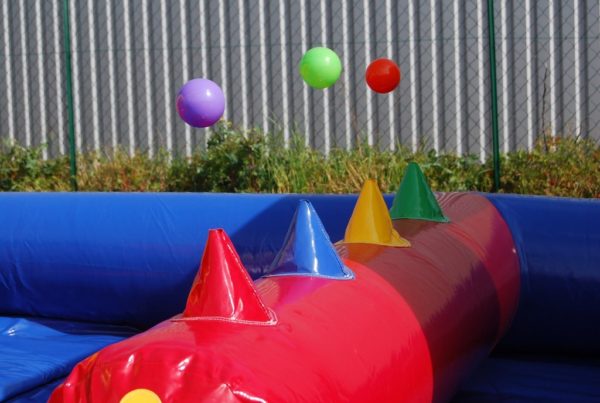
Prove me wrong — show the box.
[344,179,410,247]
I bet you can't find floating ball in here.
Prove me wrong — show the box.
[299,47,342,89]
[176,78,225,128]
[365,58,401,94]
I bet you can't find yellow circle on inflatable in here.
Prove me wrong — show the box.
[120,389,162,403]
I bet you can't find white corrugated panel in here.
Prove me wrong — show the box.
[0,0,598,158]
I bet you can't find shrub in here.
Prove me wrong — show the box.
[0,142,70,191]
[77,149,171,192]
[1,125,598,198]
[499,137,600,197]
[169,122,277,192]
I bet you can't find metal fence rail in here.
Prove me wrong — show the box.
[1,0,599,160]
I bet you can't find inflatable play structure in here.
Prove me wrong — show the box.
[0,163,599,402]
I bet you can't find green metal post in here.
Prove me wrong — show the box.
[62,0,78,190]
[487,0,501,192]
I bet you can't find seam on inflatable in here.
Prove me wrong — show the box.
[171,308,278,326]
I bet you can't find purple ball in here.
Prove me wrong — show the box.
[176,78,225,128]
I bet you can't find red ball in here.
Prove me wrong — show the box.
[365,58,401,93]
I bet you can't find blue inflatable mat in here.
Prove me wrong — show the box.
[0,193,359,329]
[453,354,600,402]
[486,194,600,354]
[0,317,136,401]
[5,378,63,403]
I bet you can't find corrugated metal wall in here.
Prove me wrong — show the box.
[1,1,599,159]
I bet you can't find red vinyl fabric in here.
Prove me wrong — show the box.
[50,193,519,403]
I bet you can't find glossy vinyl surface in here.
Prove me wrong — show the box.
[268,200,352,279]
[5,378,64,403]
[51,193,519,403]
[0,193,361,329]
[182,229,273,323]
[0,193,359,400]
[487,194,600,354]
[390,162,449,222]
[0,317,135,401]
[344,179,410,247]
[452,354,600,402]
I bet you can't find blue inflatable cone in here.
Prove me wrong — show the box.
[268,200,353,279]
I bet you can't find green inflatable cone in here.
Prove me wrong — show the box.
[390,162,449,222]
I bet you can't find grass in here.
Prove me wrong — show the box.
[1,122,599,198]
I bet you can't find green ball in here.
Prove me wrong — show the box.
[299,47,342,89]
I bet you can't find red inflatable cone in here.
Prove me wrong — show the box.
[183,229,272,323]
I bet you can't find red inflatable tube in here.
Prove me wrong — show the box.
[50,193,519,402]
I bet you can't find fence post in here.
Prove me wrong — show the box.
[62,0,78,190]
[487,0,501,192]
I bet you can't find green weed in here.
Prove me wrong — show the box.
[1,124,598,197]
